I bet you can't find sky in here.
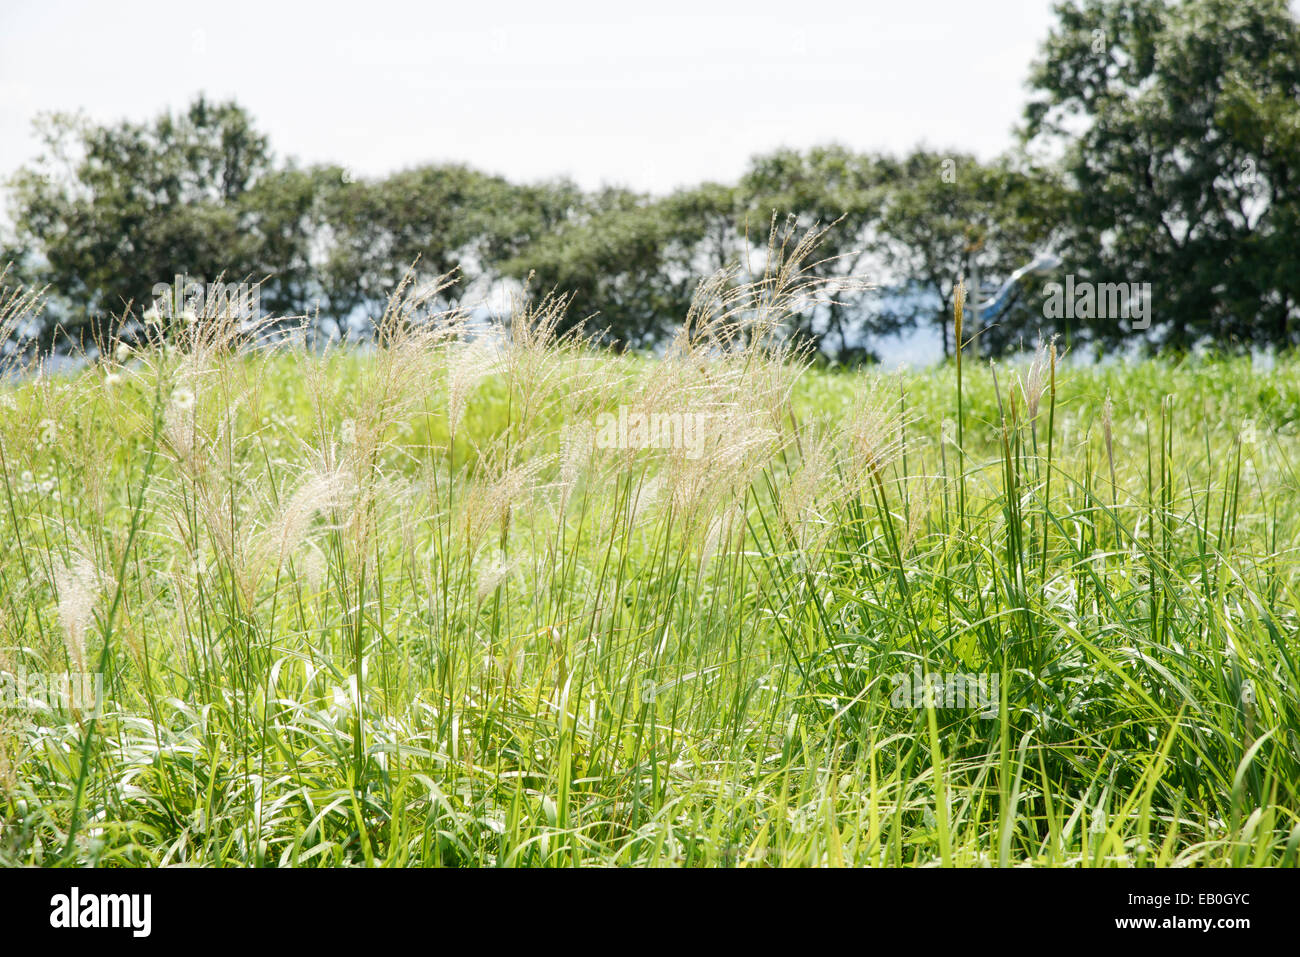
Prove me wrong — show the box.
[1,0,1059,194]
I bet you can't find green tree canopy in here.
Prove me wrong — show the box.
[1024,0,1300,351]
[501,185,742,348]
[876,150,1065,357]
[739,145,893,360]
[6,97,271,345]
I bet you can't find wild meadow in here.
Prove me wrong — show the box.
[1,232,1298,868]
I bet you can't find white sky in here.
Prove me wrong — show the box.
[1,0,1059,193]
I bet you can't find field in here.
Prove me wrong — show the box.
[2,260,1299,867]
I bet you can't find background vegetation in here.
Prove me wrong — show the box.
[3,0,1299,360]
[2,234,1300,868]
[1,0,1299,870]
[1,240,1298,866]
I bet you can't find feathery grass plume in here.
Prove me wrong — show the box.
[558,418,595,498]
[446,338,502,435]
[53,551,102,676]
[1018,336,1054,422]
[459,443,552,556]
[629,472,664,525]
[672,264,747,355]
[494,289,596,451]
[301,541,327,595]
[846,373,907,483]
[779,430,842,555]
[474,549,516,603]
[953,278,966,353]
[667,405,781,522]
[0,266,46,379]
[250,463,353,594]
[6,368,73,478]
[641,229,847,532]
[665,218,865,373]
[900,469,942,556]
[157,356,220,477]
[321,264,467,475]
[1102,391,1116,491]
[698,502,746,567]
[161,551,205,676]
[191,476,239,587]
[752,215,873,349]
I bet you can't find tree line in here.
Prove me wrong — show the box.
[3,0,1299,361]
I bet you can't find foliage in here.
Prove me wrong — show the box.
[5,98,270,346]
[5,0,1300,359]
[876,150,1066,357]
[0,263,1298,866]
[1024,0,1300,351]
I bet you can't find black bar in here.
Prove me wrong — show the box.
[0,866,1283,945]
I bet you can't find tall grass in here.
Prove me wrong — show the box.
[1,236,1298,867]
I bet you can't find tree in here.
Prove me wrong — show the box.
[1024,0,1300,351]
[876,150,1065,358]
[240,164,337,323]
[501,184,746,348]
[6,98,271,346]
[318,165,584,330]
[319,164,496,324]
[739,146,893,360]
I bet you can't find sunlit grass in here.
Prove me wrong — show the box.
[2,257,1299,867]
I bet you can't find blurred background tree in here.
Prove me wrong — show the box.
[6,98,270,346]
[4,0,1299,360]
[739,145,892,361]
[1024,0,1300,353]
[500,184,741,348]
[874,150,1066,358]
